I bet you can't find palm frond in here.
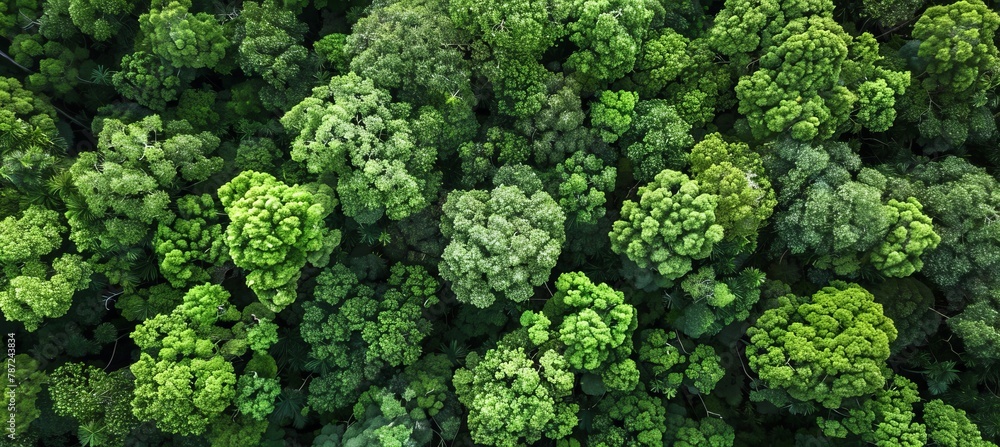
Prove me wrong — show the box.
[77,421,107,447]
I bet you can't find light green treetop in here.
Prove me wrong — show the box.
[0,205,63,265]
[632,29,691,97]
[735,17,854,141]
[590,90,637,143]
[0,76,58,137]
[440,185,566,307]
[281,72,438,222]
[453,335,578,447]
[141,0,229,69]
[67,0,136,40]
[609,169,724,282]
[111,50,190,111]
[735,16,908,141]
[0,207,90,331]
[912,0,1000,99]
[708,0,834,57]
[870,197,941,278]
[746,281,897,409]
[564,0,653,84]
[817,374,926,447]
[218,170,339,311]
[673,417,736,447]
[553,151,617,224]
[924,399,999,447]
[130,284,238,436]
[688,133,776,250]
[67,116,221,253]
[0,253,91,332]
[521,272,638,391]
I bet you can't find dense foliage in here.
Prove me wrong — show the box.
[2,0,1000,445]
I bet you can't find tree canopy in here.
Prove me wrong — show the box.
[4,0,1000,445]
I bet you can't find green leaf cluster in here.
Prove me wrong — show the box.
[521,272,638,390]
[154,194,228,288]
[609,169,724,282]
[218,170,339,310]
[281,73,438,221]
[49,363,139,447]
[129,284,238,436]
[300,263,435,413]
[440,185,565,307]
[746,281,897,408]
[453,335,579,446]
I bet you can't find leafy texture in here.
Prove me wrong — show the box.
[735,17,907,141]
[688,133,775,250]
[553,151,616,224]
[449,0,564,117]
[521,272,637,390]
[346,0,473,108]
[564,0,653,84]
[586,386,667,446]
[453,334,579,447]
[130,284,238,436]
[440,185,565,307]
[281,73,438,221]
[49,363,139,447]
[67,0,134,40]
[621,101,693,182]
[610,169,724,282]
[235,0,313,110]
[112,51,189,111]
[141,0,229,69]
[67,116,221,254]
[869,278,940,354]
[817,374,926,446]
[912,0,999,100]
[218,170,339,311]
[301,263,435,413]
[154,194,228,288]
[870,198,941,278]
[1,252,91,331]
[746,281,897,408]
[673,267,765,338]
[924,399,999,447]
